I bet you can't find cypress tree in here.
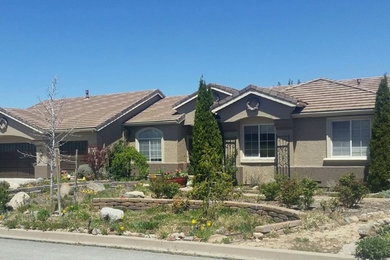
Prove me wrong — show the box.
[368,75,390,192]
[190,78,224,186]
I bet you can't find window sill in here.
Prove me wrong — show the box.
[241,158,275,164]
[323,157,368,163]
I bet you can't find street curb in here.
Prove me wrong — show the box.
[0,228,353,260]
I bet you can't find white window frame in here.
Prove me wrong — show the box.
[135,128,164,163]
[240,124,276,163]
[326,116,371,161]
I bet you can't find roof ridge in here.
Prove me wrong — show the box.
[320,78,377,94]
[282,78,325,91]
[28,89,158,109]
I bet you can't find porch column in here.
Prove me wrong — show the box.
[33,142,50,178]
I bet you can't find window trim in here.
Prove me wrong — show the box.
[326,116,371,160]
[240,123,276,163]
[135,127,164,163]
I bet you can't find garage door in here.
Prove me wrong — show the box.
[0,143,36,178]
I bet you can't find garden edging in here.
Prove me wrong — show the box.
[92,198,302,222]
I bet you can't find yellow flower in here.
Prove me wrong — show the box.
[201,224,205,230]
[207,221,212,227]
[62,209,66,214]
[191,219,197,225]
[133,183,137,187]
[120,226,125,231]
[0,215,2,220]
[121,215,124,219]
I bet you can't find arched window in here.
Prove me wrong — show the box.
[137,128,162,162]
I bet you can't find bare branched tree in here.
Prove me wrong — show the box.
[20,77,75,213]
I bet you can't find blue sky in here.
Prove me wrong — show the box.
[0,0,389,108]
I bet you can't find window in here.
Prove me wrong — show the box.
[137,129,162,162]
[331,119,370,157]
[243,125,275,158]
[60,141,88,155]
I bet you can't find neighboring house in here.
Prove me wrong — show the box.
[0,76,382,186]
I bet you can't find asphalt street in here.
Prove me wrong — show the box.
[0,238,218,260]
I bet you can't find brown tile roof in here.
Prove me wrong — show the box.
[172,83,239,109]
[269,77,379,113]
[211,84,305,111]
[1,90,163,131]
[127,96,186,124]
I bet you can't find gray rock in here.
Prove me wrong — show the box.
[338,242,357,256]
[345,216,359,224]
[358,224,377,238]
[167,232,185,241]
[167,234,178,241]
[145,234,157,239]
[256,225,271,234]
[183,236,194,241]
[99,207,124,222]
[6,192,30,210]
[87,182,105,192]
[35,177,44,184]
[92,228,100,235]
[253,232,264,240]
[124,191,145,198]
[208,234,228,243]
[60,183,72,198]
[216,227,226,234]
[359,214,368,222]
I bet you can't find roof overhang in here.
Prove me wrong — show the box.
[292,108,374,118]
[212,91,297,113]
[125,116,185,126]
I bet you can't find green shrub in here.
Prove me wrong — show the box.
[36,209,51,222]
[279,178,302,208]
[355,236,390,260]
[0,181,10,212]
[77,164,93,179]
[301,178,318,209]
[335,173,368,208]
[108,140,149,180]
[259,181,280,201]
[377,190,390,198]
[150,178,180,199]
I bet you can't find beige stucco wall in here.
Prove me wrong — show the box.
[292,117,327,167]
[0,115,37,142]
[127,123,188,165]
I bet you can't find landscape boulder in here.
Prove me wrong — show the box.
[87,182,105,192]
[99,207,124,222]
[124,191,145,198]
[358,224,377,238]
[6,192,30,210]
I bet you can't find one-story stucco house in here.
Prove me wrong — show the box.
[0,76,382,186]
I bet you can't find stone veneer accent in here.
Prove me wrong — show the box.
[92,198,302,223]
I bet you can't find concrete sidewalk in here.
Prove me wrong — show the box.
[0,228,353,260]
